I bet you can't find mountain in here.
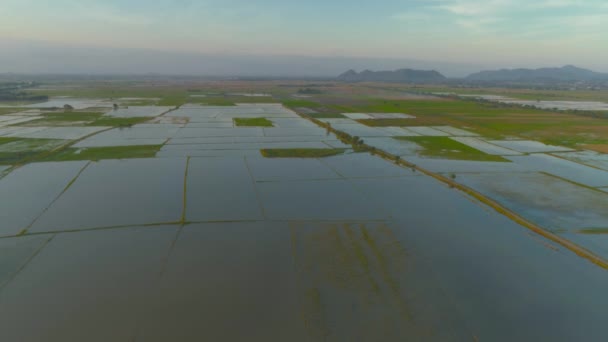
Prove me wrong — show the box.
[466,65,608,82]
[338,68,447,83]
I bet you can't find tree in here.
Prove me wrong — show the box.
[64,104,74,112]
[113,103,119,111]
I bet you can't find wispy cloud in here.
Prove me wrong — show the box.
[392,0,608,37]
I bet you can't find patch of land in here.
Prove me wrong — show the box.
[89,116,154,127]
[234,117,274,127]
[260,148,346,158]
[358,119,421,127]
[394,136,509,162]
[43,145,162,162]
[0,86,608,341]
[0,137,67,164]
[16,110,153,128]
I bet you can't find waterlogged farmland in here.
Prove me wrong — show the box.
[0,81,608,341]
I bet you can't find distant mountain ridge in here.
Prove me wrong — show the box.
[466,65,608,82]
[338,68,447,83]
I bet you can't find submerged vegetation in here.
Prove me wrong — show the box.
[0,137,68,165]
[43,145,162,162]
[234,117,274,127]
[0,82,48,103]
[87,116,153,127]
[395,136,509,162]
[261,148,346,158]
[578,228,608,235]
[20,111,153,128]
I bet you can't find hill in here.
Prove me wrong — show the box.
[338,68,447,83]
[466,65,608,82]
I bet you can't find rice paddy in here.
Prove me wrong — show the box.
[233,117,274,127]
[42,145,163,162]
[1,80,608,341]
[260,148,346,158]
[394,136,509,162]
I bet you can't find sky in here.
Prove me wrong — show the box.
[1,0,607,76]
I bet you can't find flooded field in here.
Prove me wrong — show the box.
[0,98,113,110]
[488,140,574,153]
[552,150,608,171]
[1,101,608,341]
[105,106,174,118]
[458,94,608,111]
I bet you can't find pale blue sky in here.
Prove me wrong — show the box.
[1,0,607,74]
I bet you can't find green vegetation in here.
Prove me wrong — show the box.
[320,96,608,148]
[0,137,68,164]
[43,145,162,162]
[328,98,541,116]
[87,116,153,127]
[541,135,608,151]
[38,111,101,121]
[394,136,509,162]
[0,108,22,115]
[0,82,48,103]
[578,228,608,235]
[260,148,345,158]
[234,117,274,127]
[415,85,608,102]
[23,111,103,126]
[157,95,188,106]
[19,111,153,128]
[20,80,608,154]
[0,150,46,165]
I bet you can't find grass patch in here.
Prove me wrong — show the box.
[40,111,101,121]
[0,137,68,164]
[578,228,608,235]
[43,145,162,162]
[87,116,153,127]
[0,138,66,152]
[395,136,509,162]
[234,117,274,127]
[23,111,103,126]
[261,148,345,158]
[0,108,24,115]
[20,110,153,128]
[0,151,42,165]
[0,137,19,145]
[320,97,608,138]
[158,94,188,106]
[541,135,608,150]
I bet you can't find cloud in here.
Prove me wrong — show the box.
[435,0,510,16]
[391,0,608,37]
